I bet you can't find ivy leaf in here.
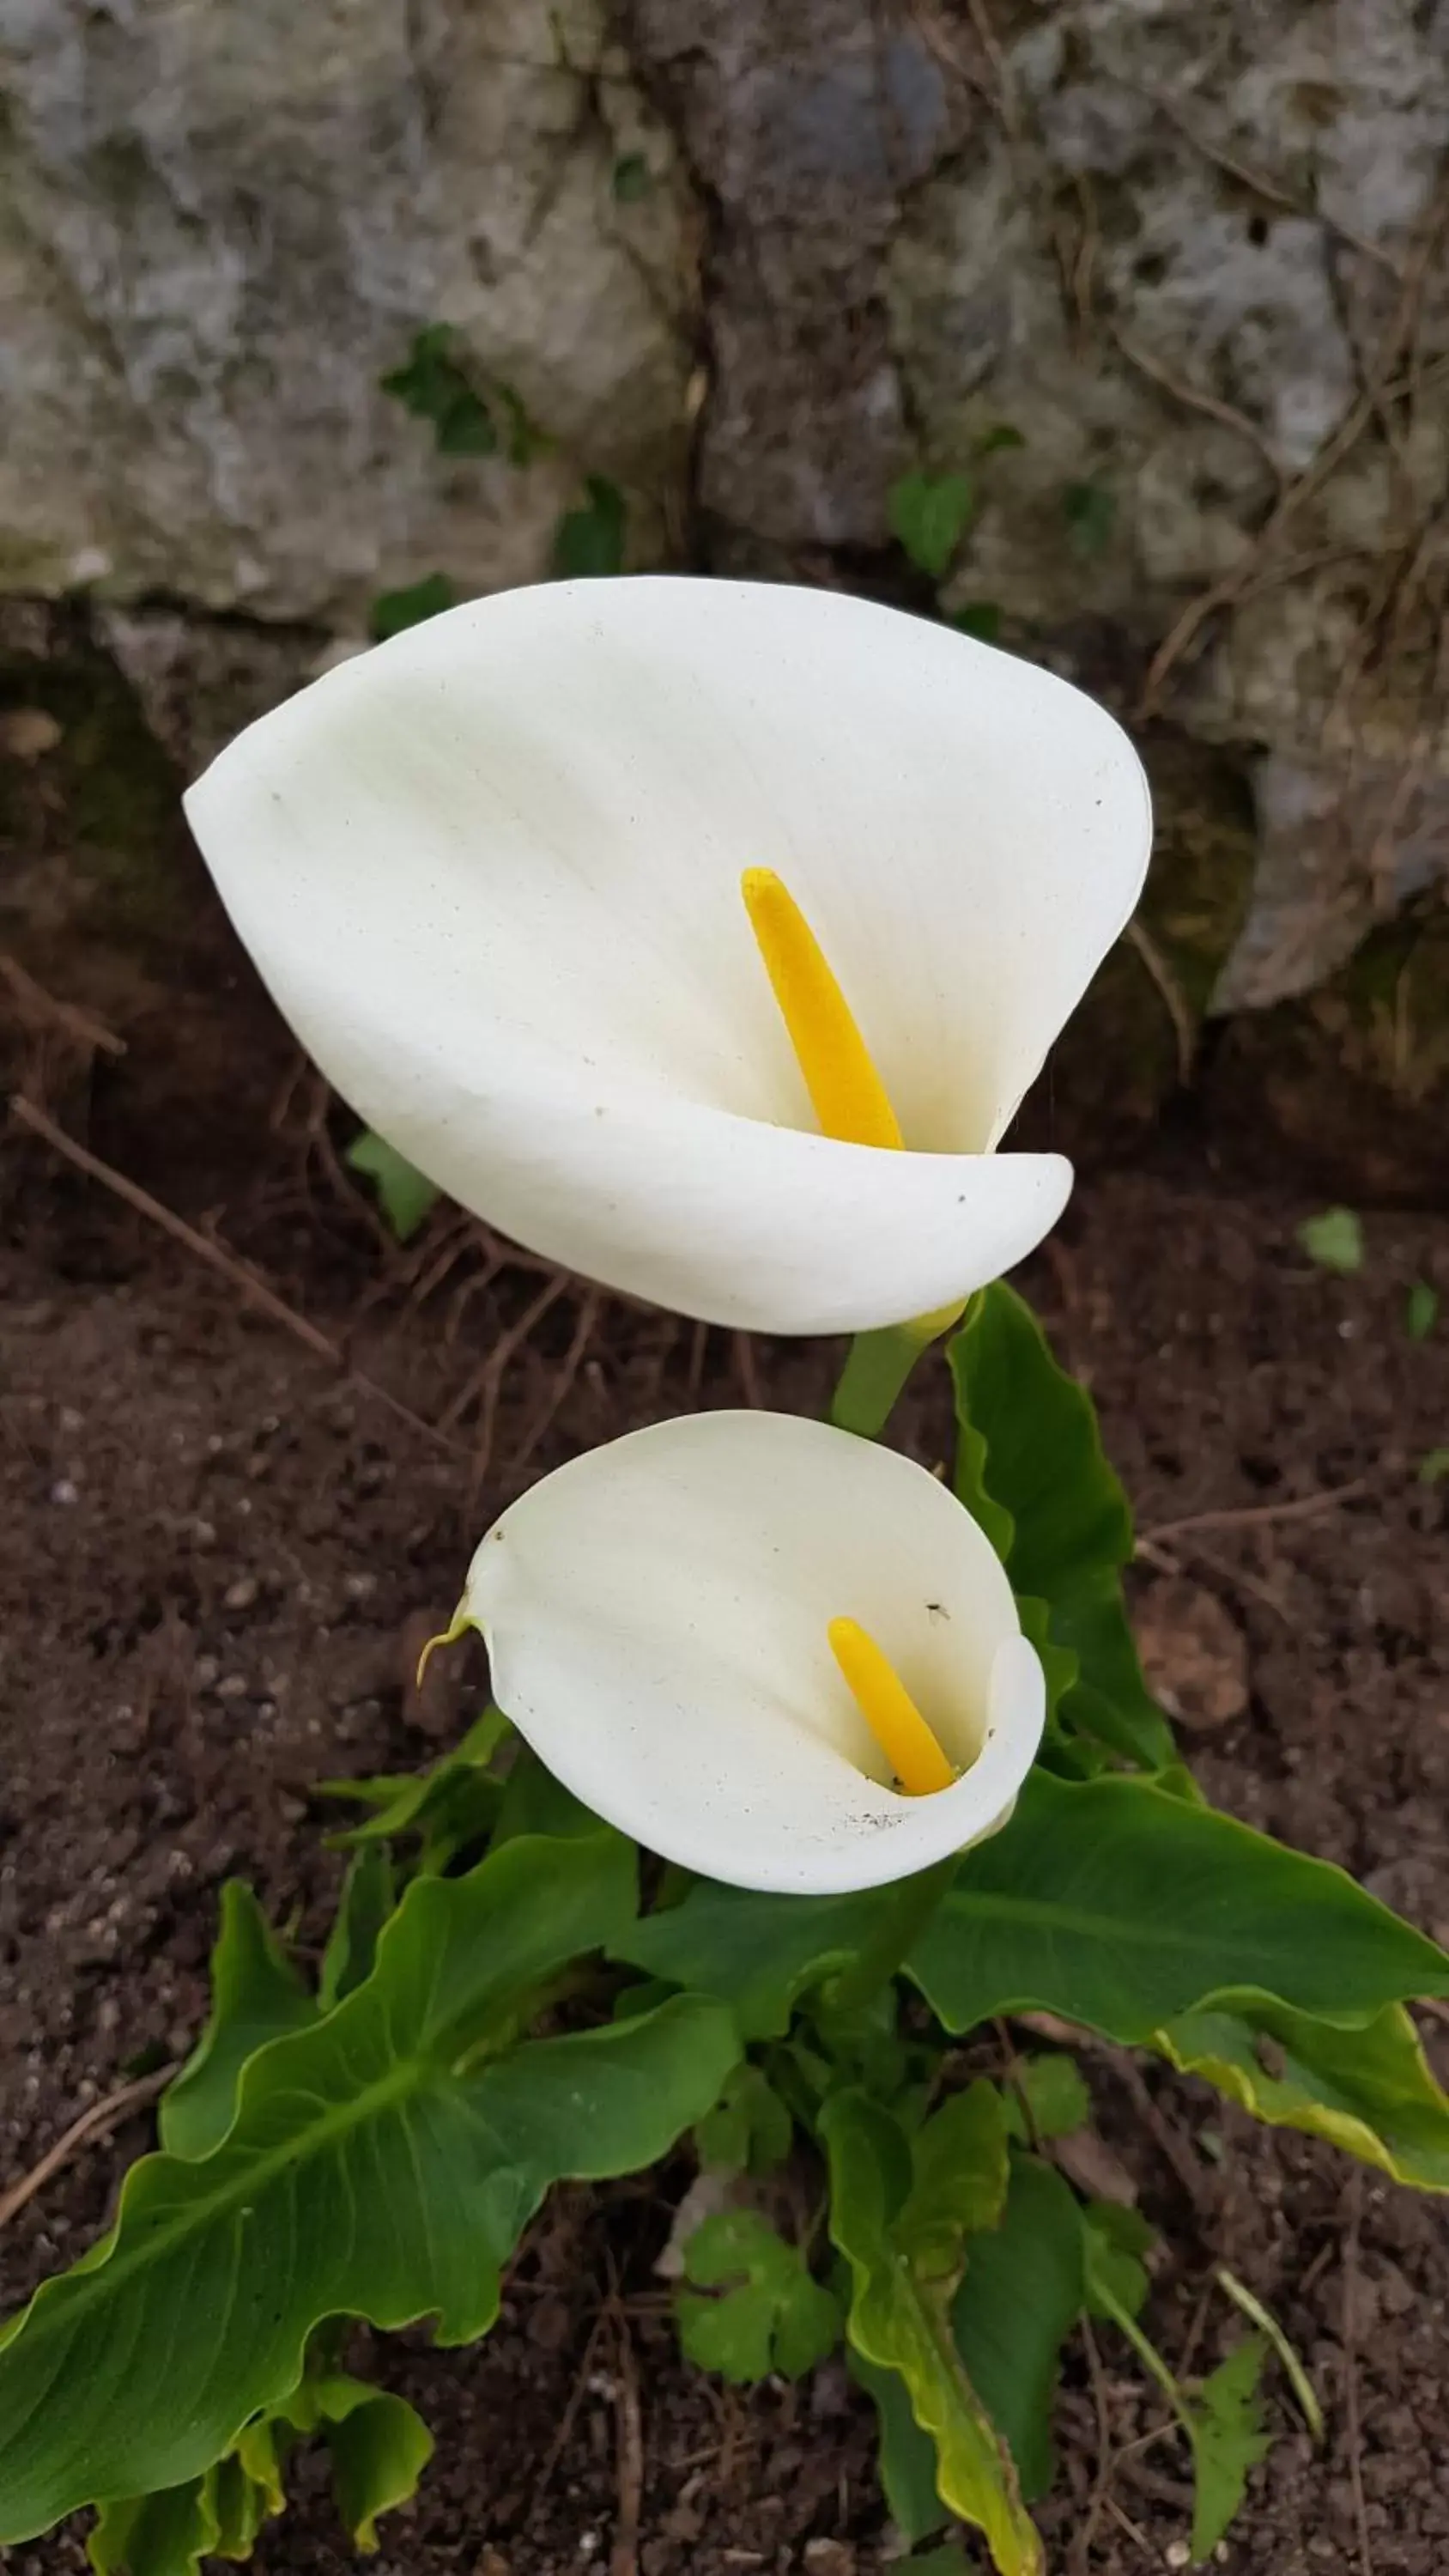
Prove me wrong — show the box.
[823,2090,1041,2576]
[369,572,458,641]
[888,471,975,580]
[0,1832,740,2544]
[676,2212,841,2384]
[949,1285,1174,1770]
[615,1880,891,2039]
[1296,1206,1363,1273]
[345,1130,441,1242]
[907,1769,1449,2041]
[1187,2336,1272,2557]
[1158,1997,1449,2190]
[553,477,627,578]
[694,2064,794,2175]
[160,1881,317,2160]
[380,325,497,456]
[319,1845,396,2010]
[953,2154,1085,2501]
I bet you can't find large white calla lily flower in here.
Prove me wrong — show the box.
[185,578,1150,1335]
[452,1410,1046,1895]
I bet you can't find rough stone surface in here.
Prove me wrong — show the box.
[882,0,1449,1001]
[2,0,1446,1174]
[0,0,695,623]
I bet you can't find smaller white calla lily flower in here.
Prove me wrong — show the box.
[449,1410,1046,1895]
[184,577,1151,1337]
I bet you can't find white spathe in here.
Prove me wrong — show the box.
[185,578,1151,1334]
[458,1410,1046,1895]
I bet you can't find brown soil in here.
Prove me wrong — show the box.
[2,1088,1447,2576]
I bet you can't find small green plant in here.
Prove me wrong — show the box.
[611,151,652,203]
[4,1289,1446,2574]
[380,325,549,467]
[344,1130,440,1240]
[553,474,627,578]
[1297,1206,1364,1273]
[888,470,976,581]
[1062,481,1117,558]
[367,572,457,642]
[1407,1280,1439,1340]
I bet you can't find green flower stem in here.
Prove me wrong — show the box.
[827,1854,959,2014]
[830,1301,964,1439]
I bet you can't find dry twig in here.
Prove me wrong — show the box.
[8,1094,453,1455]
[0,2064,178,2233]
[609,2309,646,2576]
[0,953,124,1057]
[1140,1476,1370,1545]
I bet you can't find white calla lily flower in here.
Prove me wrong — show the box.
[185,577,1150,1335]
[452,1410,1046,1895]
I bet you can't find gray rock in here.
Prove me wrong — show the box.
[0,0,694,622]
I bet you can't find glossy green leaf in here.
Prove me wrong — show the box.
[676,2211,841,2384]
[553,476,627,578]
[898,2083,1009,2278]
[160,1882,317,2160]
[319,1846,397,2010]
[694,2064,794,2175]
[908,1769,1449,2041]
[299,2379,435,2552]
[1297,1206,1363,1273]
[615,1881,889,2039]
[1188,2337,1271,2558]
[88,2481,218,2576]
[949,1286,1174,1769]
[952,2154,1085,2501]
[1158,1997,1449,2190]
[322,1710,506,1871]
[1002,2053,1091,2145]
[1081,2201,1154,2324]
[823,2090,1041,2576]
[850,2350,948,2543]
[345,1130,441,1242]
[888,471,975,580]
[0,1832,739,2543]
[368,573,458,642]
[492,1741,602,1845]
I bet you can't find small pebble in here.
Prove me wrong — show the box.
[1166,2547,1191,2571]
[216,1674,248,1701]
[223,1576,259,1612]
[48,1478,79,1506]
